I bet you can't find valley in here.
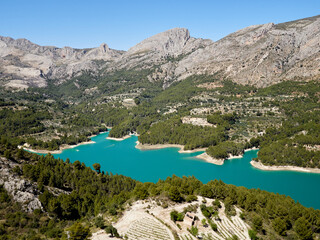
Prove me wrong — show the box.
[0,13,320,240]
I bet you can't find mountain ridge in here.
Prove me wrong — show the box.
[1,14,320,90]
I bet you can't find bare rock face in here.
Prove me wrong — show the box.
[127,28,191,57]
[0,36,123,89]
[175,16,320,87]
[0,157,43,212]
[112,28,212,85]
[0,15,320,90]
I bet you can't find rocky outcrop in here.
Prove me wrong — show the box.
[127,28,191,57]
[1,15,320,90]
[0,157,43,212]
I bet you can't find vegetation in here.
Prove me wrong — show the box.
[1,69,320,239]
[0,143,320,239]
[207,141,245,159]
[170,210,185,222]
[68,222,91,240]
[188,226,199,236]
[200,204,215,219]
[252,81,320,168]
[2,73,318,169]
[0,184,66,239]
[139,116,227,150]
[23,154,136,220]
[105,224,120,238]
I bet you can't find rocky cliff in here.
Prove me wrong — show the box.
[175,15,320,87]
[1,15,319,89]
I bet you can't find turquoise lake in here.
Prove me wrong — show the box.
[51,132,320,210]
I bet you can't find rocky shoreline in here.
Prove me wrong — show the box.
[250,160,320,174]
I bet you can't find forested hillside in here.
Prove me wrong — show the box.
[252,81,320,168]
[0,77,319,167]
[0,143,319,239]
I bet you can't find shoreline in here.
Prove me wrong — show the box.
[23,141,96,154]
[250,160,320,174]
[21,131,108,154]
[106,135,131,141]
[244,147,258,152]
[135,142,256,165]
[135,141,206,153]
[196,152,244,165]
[195,153,224,165]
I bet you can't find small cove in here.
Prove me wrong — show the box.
[49,132,320,209]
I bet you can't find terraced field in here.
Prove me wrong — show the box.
[126,217,173,240]
[92,198,251,240]
[197,205,250,240]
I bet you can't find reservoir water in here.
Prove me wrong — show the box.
[51,132,320,209]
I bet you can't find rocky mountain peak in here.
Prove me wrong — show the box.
[127,28,190,57]
[99,43,109,53]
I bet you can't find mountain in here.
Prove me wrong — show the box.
[0,15,320,90]
[0,37,123,88]
[110,28,212,88]
[175,15,320,87]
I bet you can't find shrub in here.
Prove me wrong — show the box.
[170,210,184,222]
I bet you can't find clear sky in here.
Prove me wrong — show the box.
[1,0,319,50]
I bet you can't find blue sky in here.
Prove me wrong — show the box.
[1,0,319,50]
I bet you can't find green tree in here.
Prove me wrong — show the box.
[4,150,11,159]
[105,225,119,238]
[92,163,101,173]
[273,217,287,236]
[169,186,182,202]
[13,166,22,175]
[200,204,214,219]
[248,229,257,240]
[95,216,105,229]
[188,226,198,236]
[213,199,221,208]
[201,218,207,226]
[209,220,218,231]
[252,215,263,232]
[294,217,313,240]
[73,160,81,170]
[186,195,197,202]
[0,224,6,235]
[16,148,24,159]
[68,222,91,240]
[170,210,184,222]
[134,183,149,200]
